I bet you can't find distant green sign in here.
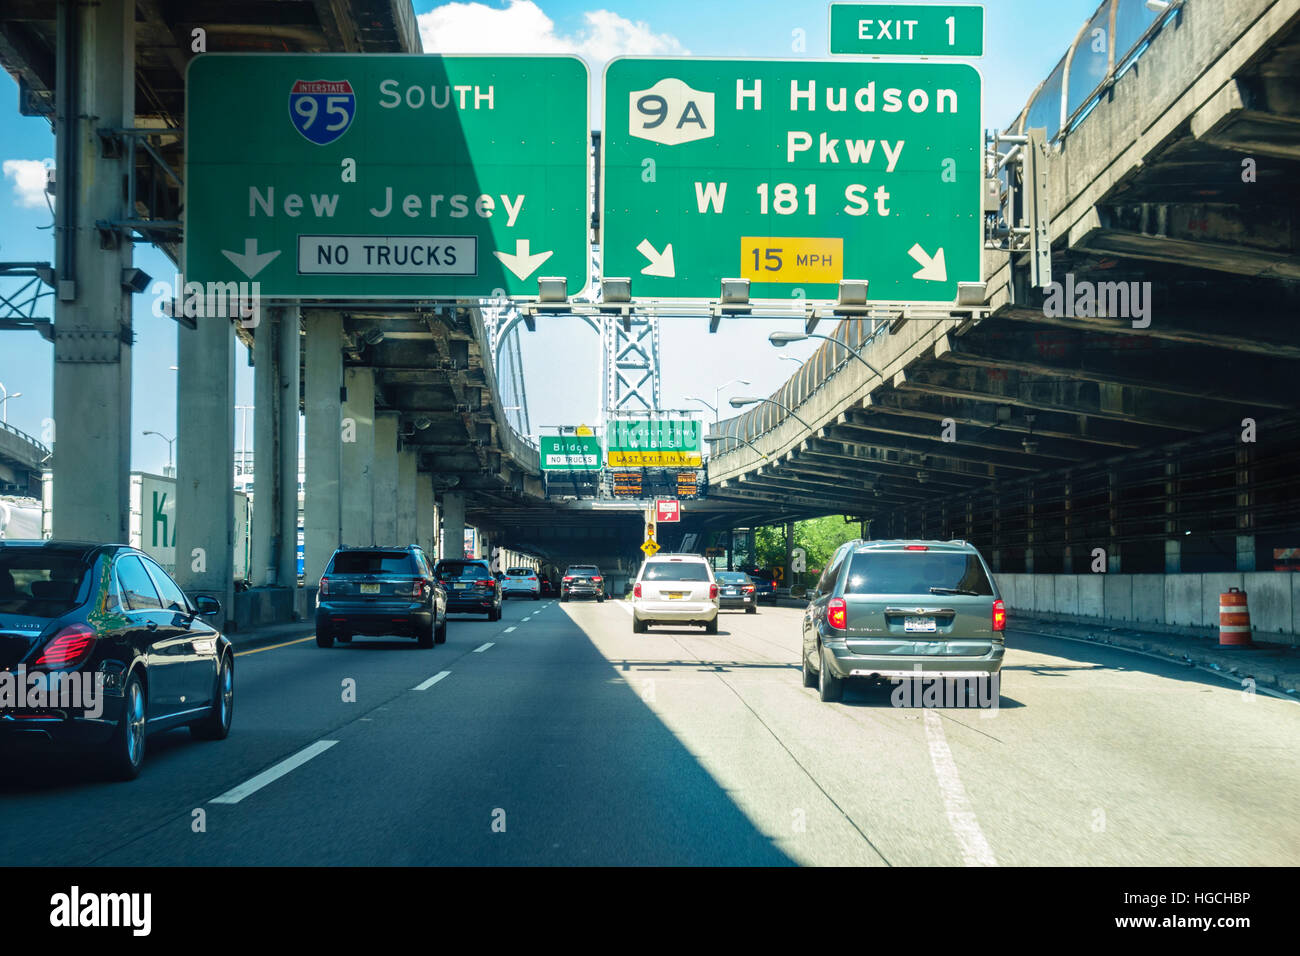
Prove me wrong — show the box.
[186,54,590,299]
[606,420,702,467]
[540,435,602,471]
[829,4,985,57]
[601,58,982,303]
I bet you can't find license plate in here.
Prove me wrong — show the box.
[723,589,737,595]
[666,591,685,600]
[360,583,380,595]
[904,616,937,633]
[453,582,467,590]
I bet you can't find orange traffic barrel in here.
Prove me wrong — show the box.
[1218,588,1253,647]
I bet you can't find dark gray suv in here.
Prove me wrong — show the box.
[316,546,447,648]
[800,539,1005,702]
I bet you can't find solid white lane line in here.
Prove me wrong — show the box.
[210,740,339,805]
[413,671,451,691]
[922,710,998,866]
[618,601,633,615]
[473,642,495,653]
[504,626,517,633]
[522,617,531,622]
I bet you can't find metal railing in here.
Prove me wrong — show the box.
[1008,0,1182,144]
[0,420,50,457]
[709,316,888,454]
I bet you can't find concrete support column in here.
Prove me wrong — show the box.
[340,368,375,546]
[50,0,134,542]
[784,520,795,591]
[1025,485,1036,574]
[727,528,734,571]
[415,472,435,557]
[441,491,465,559]
[1107,468,1122,573]
[397,448,417,545]
[372,412,399,545]
[1062,478,1073,574]
[304,311,342,583]
[277,306,300,589]
[250,316,277,586]
[175,315,235,629]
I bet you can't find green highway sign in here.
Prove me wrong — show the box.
[540,435,602,471]
[186,54,590,299]
[829,4,984,57]
[606,419,702,467]
[601,58,982,303]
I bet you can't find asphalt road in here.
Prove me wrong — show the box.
[2,598,1297,866]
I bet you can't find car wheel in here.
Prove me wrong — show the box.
[746,605,757,614]
[489,606,501,622]
[434,613,448,645]
[533,593,540,601]
[801,644,817,688]
[104,672,146,780]
[818,644,843,702]
[597,595,605,603]
[705,617,718,635]
[191,654,234,740]
[316,627,334,648]
[560,595,568,603]
[632,615,647,634]
[417,618,435,648]
[337,634,352,643]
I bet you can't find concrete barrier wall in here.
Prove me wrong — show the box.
[993,572,1297,646]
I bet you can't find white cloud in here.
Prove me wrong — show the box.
[419,1,687,119]
[3,159,53,209]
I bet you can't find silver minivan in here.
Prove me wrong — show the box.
[800,539,1005,702]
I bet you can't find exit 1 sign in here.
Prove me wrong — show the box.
[829,4,984,57]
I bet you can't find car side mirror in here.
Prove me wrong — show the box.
[194,595,221,617]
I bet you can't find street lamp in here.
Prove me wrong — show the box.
[777,355,805,368]
[769,330,884,380]
[142,430,176,475]
[715,378,750,425]
[684,395,717,421]
[704,433,769,461]
[0,383,21,424]
[729,395,814,432]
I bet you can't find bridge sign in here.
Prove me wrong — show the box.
[601,58,981,303]
[540,435,601,471]
[186,54,590,299]
[829,4,985,57]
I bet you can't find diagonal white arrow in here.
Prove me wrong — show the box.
[492,239,553,281]
[637,238,675,277]
[908,243,947,282]
[221,238,281,279]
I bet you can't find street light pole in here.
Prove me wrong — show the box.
[714,378,750,428]
[728,395,815,433]
[143,430,176,476]
[768,330,884,379]
[0,383,21,424]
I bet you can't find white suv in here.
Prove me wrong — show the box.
[631,554,719,634]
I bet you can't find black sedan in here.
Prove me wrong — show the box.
[715,571,759,613]
[0,540,234,780]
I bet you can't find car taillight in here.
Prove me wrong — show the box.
[633,583,642,598]
[827,597,847,630]
[992,599,1006,632]
[743,585,755,593]
[319,576,329,597]
[709,584,718,600]
[33,624,97,668]
[591,576,602,582]
[770,580,777,588]
[563,576,574,582]
[904,545,929,551]
[476,579,493,588]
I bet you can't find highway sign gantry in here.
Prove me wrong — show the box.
[601,58,982,303]
[829,4,985,57]
[186,54,590,299]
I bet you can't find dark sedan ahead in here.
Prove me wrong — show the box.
[315,545,447,647]
[0,540,233,780]
[715,571,759,613]
[434,559,503,620]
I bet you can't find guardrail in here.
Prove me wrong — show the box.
[0,420,50,457]
[1007,0,1181,143]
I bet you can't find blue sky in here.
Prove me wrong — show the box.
[0,0,1102,475]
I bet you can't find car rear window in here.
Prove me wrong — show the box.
[437,561,489,579]
[507,568,532,576]
[0,549,92,616]
[643,561,710,582]
[329,551,415,575]
[716,572,751,584]
[844,551,993,596]
[566,567,598,575]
